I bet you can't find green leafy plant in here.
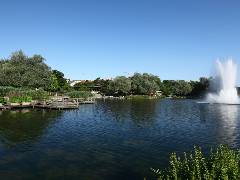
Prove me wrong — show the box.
[152,145,240,180]
[1,88,49,102]
[9,96,32,103]
[0,86,19,96]
[24,89,49,100]
[0,97,6,104]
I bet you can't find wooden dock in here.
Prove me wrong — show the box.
[34,104,79,110]
[79,100,95,104]
[0,97,95,111]
[0,105,8,110]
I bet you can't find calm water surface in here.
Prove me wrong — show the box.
[0,99,240,179]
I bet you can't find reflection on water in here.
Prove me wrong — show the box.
[0,109,62,146]
[218,105,239,146]
[199,104,239,147]
[0,100,240,179]
[102,99,159,124]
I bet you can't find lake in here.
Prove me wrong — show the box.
[0,99,240,179]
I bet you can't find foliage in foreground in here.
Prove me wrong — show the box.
[152,145,240,180]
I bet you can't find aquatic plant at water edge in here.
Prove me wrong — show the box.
[151,145,240,180]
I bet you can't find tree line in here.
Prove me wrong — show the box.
[74,74,209,98]
[74,73,210,97]
[0,50,209,98]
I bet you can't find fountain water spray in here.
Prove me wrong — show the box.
[207,59,239,104]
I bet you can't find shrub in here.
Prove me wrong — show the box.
[0,87,49,101]
[9,96,32,103]
[0,97,6,104]
[0,86,18,96]
[67,91,93,100]
[152,145,240,180]
[24,89,49,100]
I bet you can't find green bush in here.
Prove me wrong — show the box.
[0,87,49,101]
[9,96,32,103]
[24,89,49,100]
[0,86,18,96]
[67,91,93,100]
[0,97,6,104]
[152,145,240,180]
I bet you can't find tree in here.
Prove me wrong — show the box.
[52,70,70,91]
[131,73,161,95]
[161,80,192,97]
[108,76,132,96]
[161,80,174,96]
[74,80,94,91]
[200,77,210,90]
[48,74,60,92]
[0,50,52,89]
[99,79,112,95]
[172,80,192,96]
[189,77,210,97]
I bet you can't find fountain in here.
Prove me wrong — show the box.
[207,59,240,104]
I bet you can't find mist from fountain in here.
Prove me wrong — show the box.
[207,59,240,104]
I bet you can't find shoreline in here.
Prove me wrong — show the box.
[0,96,191,111]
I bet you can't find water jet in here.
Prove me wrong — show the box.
[207,59,239,104]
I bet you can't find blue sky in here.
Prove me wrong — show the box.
[1,0,240,81]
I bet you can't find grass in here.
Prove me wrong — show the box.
[151,145,240,180]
